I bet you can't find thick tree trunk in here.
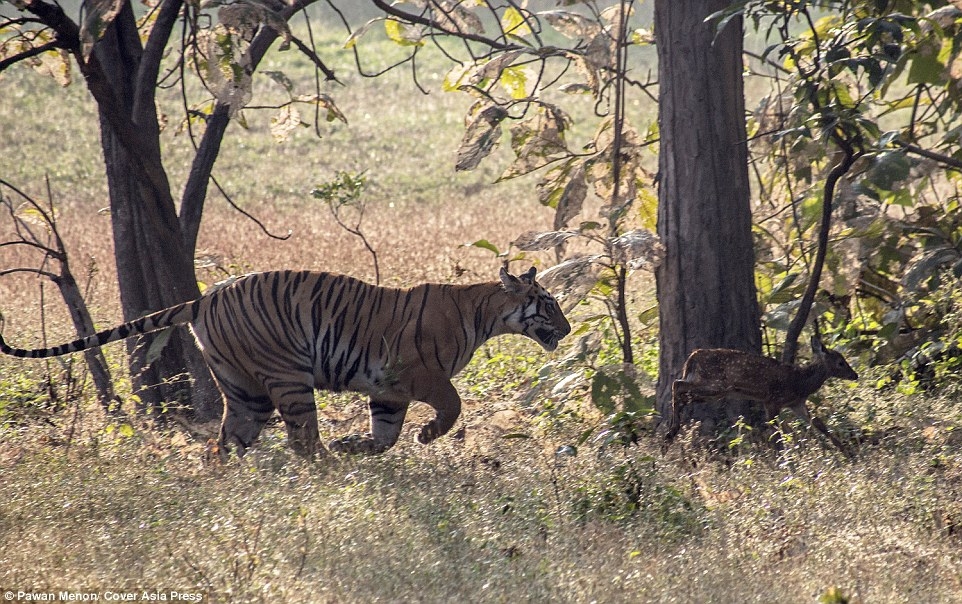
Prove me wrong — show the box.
[654,0,762,431]
[93,3,221,421]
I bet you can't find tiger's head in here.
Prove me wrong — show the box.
[500,266,571,352]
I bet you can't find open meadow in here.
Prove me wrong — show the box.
[1,17,962,604]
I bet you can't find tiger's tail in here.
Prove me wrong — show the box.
[0,298,202,359]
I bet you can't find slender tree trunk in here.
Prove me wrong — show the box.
[654,0,762,431]
[56,268,121,413]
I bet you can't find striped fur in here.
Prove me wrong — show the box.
[0,267,571,459]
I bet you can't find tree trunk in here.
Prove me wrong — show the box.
[93,3,221,421]
[56,268,121,413]
[654,0,762,431]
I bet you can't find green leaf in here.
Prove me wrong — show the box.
[464,239,502,255]
[864,151,911,191]
[500,66,531,100]
[830,80,856,109]
[768,272,802,304]
[145,329,173,365]
[384,18,424,47]
[907,52,945,85]
[878,321,899,342]
[638,304,658,325]
[501,7,532,37]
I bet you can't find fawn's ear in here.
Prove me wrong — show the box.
[810,334,826,356]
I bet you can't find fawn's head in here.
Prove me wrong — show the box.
[810,335,859,381]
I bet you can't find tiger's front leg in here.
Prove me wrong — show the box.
[329,400,410,455]
[415,379,462,446]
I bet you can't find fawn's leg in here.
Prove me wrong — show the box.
[665,379,689,442]
[788,401,853,458]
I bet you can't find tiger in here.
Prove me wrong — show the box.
[0,267,571,459]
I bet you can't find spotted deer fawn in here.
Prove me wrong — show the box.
[665,335,858,455]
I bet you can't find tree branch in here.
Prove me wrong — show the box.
[896,140,962,173]
[179,0,321,251]
[0,40,63,72]
[781,146,859,364]
[370,0,520,51]
[289,33,338,83]
[135,0,184,120]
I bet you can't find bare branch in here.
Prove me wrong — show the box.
[210,174,292,241]
[370,0,520,52]
[0,267,60,280]
[135,0,184,121]
[896,140,962,173]
[0,39,63,72]
[289,33,338,83]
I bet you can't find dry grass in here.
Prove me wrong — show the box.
[2,406,961,603]
[2,22,962,604]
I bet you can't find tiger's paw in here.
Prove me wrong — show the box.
[329,433,390,455]
[417,422,440,445]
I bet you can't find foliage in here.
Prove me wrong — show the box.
[310,170,380,284]
[722,0,962,376]
[883,274,962,393]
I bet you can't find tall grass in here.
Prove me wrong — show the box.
[1,18,961,604]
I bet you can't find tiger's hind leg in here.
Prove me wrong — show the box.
[210,364,275,459]
[330,399,410,455]
[264,377,327,460]
[217,389,274,460]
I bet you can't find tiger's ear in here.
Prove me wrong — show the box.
[520,266,537,284]
[500,267,529,294]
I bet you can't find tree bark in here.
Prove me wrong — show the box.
[94,2,220,420]
[654,0,762,431]
[56,267,122,413]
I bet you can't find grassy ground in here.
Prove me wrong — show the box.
[1,17,962,604]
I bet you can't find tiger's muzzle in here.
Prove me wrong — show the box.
[535,319,571,352]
